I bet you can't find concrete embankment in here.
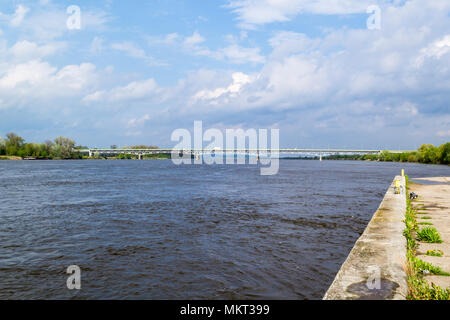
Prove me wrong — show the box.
[324,176,408,300]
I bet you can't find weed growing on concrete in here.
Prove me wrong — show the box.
[426,250,443,257]
[414,258,450,276]
[417,227,443,243]
[419,222,433,226]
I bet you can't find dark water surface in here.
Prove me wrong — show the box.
[0,160,448,299]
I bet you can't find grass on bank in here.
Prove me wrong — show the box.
[404,175,450,300]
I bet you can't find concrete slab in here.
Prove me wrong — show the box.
[425,275,450,289]
[413,177,450,183]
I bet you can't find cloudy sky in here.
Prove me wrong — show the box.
[0,0,449,149]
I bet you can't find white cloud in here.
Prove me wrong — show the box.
[4,6,110,40]
[214,44,265,64]
[194,72,252,101]
[416,34,450,66]
[182,32,265,64]
[83,79,161,103]
[0,5,29,27]
[9,40,66,61]
[10,5,29,27]
[111,41,167,67]
[0,60,100,108]
[146,33,180,46]
[183,31,206,47]
[227,0,372,28]
[127,114,151,128]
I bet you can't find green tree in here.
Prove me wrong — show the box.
[52,137,76,159]
[418,144,439,164]
[408,153,418,163]
[438,143,450,165]
[0,136,5,155]
[5,132,25,156]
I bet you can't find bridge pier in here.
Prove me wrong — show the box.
[138,154,143,160]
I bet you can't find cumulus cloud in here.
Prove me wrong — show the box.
[0,60,100,108]
[194,72,252,102]
[9,40,66,61]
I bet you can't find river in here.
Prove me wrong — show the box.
[0,160,448,299]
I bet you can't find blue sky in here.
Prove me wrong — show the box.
[0,0,449,149]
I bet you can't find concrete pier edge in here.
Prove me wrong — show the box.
[323,175,408,300]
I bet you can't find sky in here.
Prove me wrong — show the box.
[0,0,449,149]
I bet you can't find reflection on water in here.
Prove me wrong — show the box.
[0,160,448,299]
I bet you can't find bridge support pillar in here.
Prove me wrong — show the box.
[138,154,143,160]
[89,150,93,158]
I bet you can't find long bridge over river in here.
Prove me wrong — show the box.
[76,148,413,160]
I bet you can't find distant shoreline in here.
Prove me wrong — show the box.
[0,156,23,160]
[1,156,449,167]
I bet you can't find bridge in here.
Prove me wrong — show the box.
[75,148,413,159]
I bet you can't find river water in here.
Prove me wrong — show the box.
[0,160,448,299]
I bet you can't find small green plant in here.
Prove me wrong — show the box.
[416,211,429,215]
[426,250,443,257]
[417,227,443,243]
[419,222,433,226]
[420,217,432,220]
[414,258,450,276]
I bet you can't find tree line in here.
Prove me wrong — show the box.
[0,133,81,159]
[324,143,450,165]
